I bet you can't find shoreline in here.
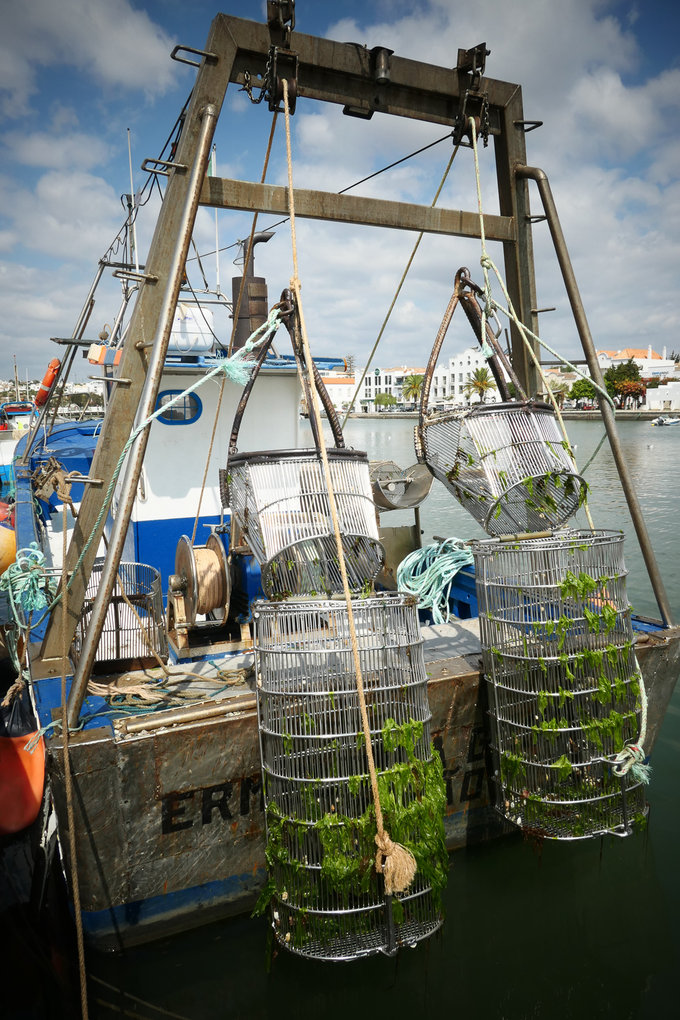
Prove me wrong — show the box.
[336,409,665,421]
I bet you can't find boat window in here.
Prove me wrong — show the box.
[155,390,202,425]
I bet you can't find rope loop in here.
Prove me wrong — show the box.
[611,743,652,784]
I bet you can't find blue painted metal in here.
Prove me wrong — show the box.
[79,868,266,948]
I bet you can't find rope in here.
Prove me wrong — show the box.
[191,111,279,544]
[397,538,474,625]
[0,543,55,620]
[611,662,652,784]
[341,140,462,428]
[282,78,415,895]
[60,503,89,1019]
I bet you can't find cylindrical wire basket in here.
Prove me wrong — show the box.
[417,401,586,535]
[227,448,384,597]
[73,561,167,672]
[472,530,647,839]
[254,593,447,960]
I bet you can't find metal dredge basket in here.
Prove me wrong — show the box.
[472,530,647,839]
[417,400,586,535]
[73,561,167,671]
[254,593,446,961]
[227,448,383,597]
[415,269,585,535]
[223,290,383,597]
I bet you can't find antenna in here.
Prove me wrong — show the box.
[127,128,140,273]
[211,145,220,294]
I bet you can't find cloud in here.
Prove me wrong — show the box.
[0,0,176,117]
[3,170,124,261]
[3,127,112,172]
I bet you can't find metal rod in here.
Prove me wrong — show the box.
[516,164,674,626]
[67,103,218,728]
[118,695,256,734]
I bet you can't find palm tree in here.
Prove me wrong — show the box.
[548,376,570,408]
[401,374,424,403]
[463,367,496,403]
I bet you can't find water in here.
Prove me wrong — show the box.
[73,420,680,1016]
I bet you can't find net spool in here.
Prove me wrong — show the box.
[174,533,230,626]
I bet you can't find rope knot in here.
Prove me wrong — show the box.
[611,743,651,784]
[374,829,417,895]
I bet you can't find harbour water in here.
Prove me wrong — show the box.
[30,418,680,1018]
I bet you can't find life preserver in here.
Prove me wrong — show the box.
[34,358,61,407]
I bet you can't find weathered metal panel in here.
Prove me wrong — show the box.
[199,178,516,243]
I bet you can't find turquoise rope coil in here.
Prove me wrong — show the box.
[0,541,54,618]
[397,538,474,625]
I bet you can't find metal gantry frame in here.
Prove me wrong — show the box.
[31,9,671,716]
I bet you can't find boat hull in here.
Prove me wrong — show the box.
[46,625,679,950]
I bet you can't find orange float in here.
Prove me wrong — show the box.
[34,357,61,407]
[0,520,16,573]
[0,733,45,834]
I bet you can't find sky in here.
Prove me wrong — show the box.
[1,0,679,383]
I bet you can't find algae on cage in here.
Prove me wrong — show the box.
[254,717,449,937]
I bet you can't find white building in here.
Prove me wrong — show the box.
[318,374,357,412]
[645,380,680,412]
[597,346,679,379]
[429,346,500,405]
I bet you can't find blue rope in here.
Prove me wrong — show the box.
[397,538,474,625]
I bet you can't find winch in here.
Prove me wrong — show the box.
[167,530,232,652]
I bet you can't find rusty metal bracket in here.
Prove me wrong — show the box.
[453,88,490,148]
[267,0,295,48]
[268,47,299,113]
[170,44,218,68]
[456,42,490,80]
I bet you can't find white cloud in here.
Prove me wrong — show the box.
[3,170,123,261]
[0,0,176,117]
[3,128,112,171]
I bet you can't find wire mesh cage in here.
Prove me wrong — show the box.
[253,592,448,960]
[417,400,586,535]
[73,561,167,672]
[226,448,384,597]
[471,530,647,839]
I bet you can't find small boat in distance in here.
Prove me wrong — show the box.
[651,415,680,426]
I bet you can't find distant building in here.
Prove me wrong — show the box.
[318,374,356,412]
[429,346,500,404]
[597,346,678,379]
[646,380,680,412]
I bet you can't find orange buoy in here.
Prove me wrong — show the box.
[0,520,16,573]
[34,357,60,407]
[0,733,45,834]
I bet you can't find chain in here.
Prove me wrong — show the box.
[241,47,274,105]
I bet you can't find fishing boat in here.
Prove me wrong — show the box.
[0,401,37,491]
[2,6,679,956]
